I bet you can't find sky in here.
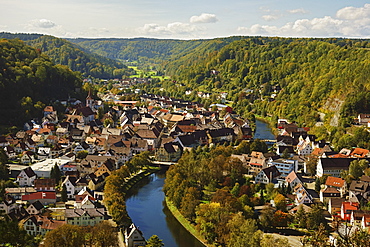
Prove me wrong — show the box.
[1,0,370,40]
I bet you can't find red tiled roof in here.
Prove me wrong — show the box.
[22,192,56,201]
[326,176,345,188]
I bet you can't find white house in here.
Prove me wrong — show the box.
[124,223,146,247]
[255,166,281,184]
[17,167,37,187]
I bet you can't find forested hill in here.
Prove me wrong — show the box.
[68,36,244,64]
[0,38,82,126]
[0,32,134,78]
[147,37,370,130]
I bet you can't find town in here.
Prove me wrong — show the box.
[1,78,370,246]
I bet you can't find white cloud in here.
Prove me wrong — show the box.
[287,8,308,14]
[29,19,56,29]
[262,15,279,21]
[190,13,218,24]
[238,4,370,37]
[336,4,370,20]
[138,22,203,37]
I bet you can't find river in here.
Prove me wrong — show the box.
[125,119,275,247]
[125,171,205,247]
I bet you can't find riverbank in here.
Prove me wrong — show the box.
[122,166,161,194]
[164,198,213,247]
[255,115,278,136]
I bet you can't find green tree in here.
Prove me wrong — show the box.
[226,212,263,247]
[307,205,328,230]
[274,193,287,211]
[315,177,321,192]
[61,184,68,202]
[281,148,290,159]
[250,139,268,153]
[0,217,37,246]
[349,159,368,179]
[77,150,89,160]
[230,182,240,197]
[294,204,307,228]
[235,140,250,154]
[145,235,164,247]
[259,205,275,229]
[50,163,61,184]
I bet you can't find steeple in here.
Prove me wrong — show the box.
[86,89,93,108]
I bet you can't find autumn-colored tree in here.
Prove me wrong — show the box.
[306,156,318,176]
[195,202,231,244]
[180,187,200,221]
[273,210,291,227]
[274,193,287,212]
[43,224,85,247]
[92,221,119,247]
[212,188,242,213]
[226,212,263,247]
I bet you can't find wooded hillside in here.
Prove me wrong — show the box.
[0,38,82,126]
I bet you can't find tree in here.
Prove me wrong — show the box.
[306,156,318,176]
[92,221,119,247]
[180,187,200,221]
[195,202,231,244]
[50,163,61,184]
[274,193,287,211]
[301,223,329,247]
[0,217,37,246]
[230,182,240,197]
[235,140,250,154]
[294,204,307,228]
[43,224,85,247]
[250,139,268,153]
[226,212,263,247]
[306,205,328,230]
[76,150,89,160]
[145,235,164,247]
[260,205,275,229]
[281,148,290,159]
[349,159,368,179]
[261,234,290,247]
[315,177,321,192]
[61,184,68,202]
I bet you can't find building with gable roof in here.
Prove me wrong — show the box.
[17,167,36,187]
[124,223,146,247]
[325,176,346,197]
[26,200,44,215]
[285,171,303,189]
[255,165,280,184]
[65,208,106,226]
[23,215,66,236]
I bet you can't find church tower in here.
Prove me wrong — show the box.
[86,89,93,108]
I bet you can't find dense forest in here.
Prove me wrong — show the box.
[0,32,135,78]
[68,37,243,65]
[0,38,82,126]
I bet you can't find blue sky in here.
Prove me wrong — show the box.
[1,0,370,39]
